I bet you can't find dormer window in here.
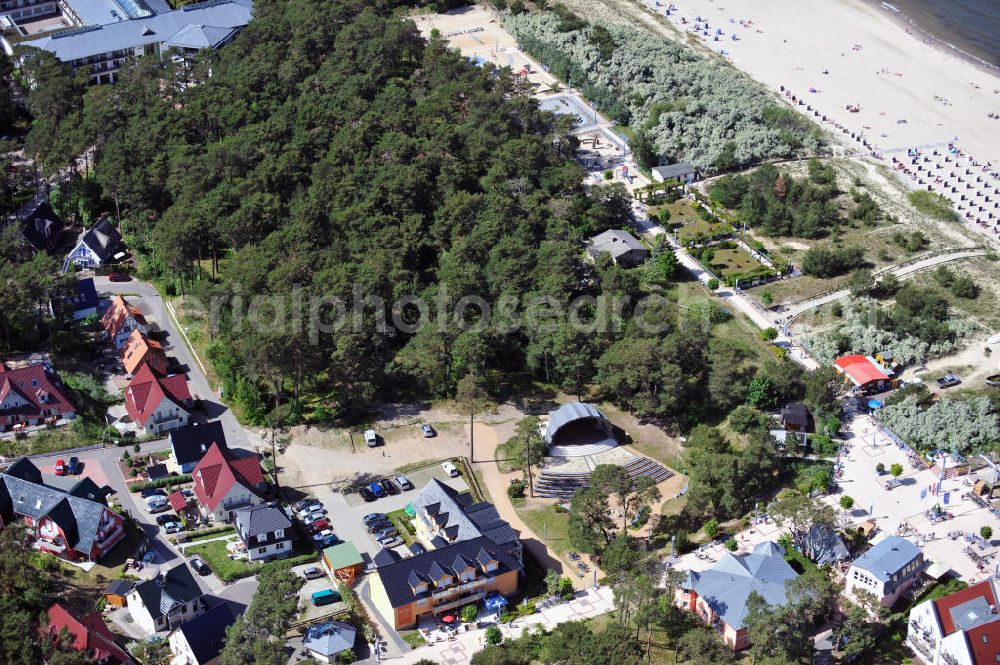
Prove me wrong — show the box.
[485,560,498,573]
[412,581,427,594]
[437,575,452,587]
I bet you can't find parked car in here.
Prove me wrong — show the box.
[307,519,331,533]
[421,423,436,438]
[54,460,66,476]
[377,536,403,548]
[298,506,326,519]
[156,514,177,525]
[367,520,392,534]
[302,513,328,527]
[145,498,168,513]
[312,528,335,542]
[67,457,80,475]
[163,522,183,534]
[378,479,399,496]
[180,488,195,499]
[394,474,414,491]
[293,498,321,512]
[311,589,340,607]
[937,374,962,389]
[189,557,211,575]
[141,488,167,499]
[315,533,338,548]
[301,566,325,580]
[441,461,459,478]
[108,271,131,282]
[364,429,378,447]
[373,527,399,540]
[359,487,376,502]
[368,481,385,499]
[363,512,387,525]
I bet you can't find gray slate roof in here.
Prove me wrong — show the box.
[304,621,356,657]
[652,162,697,180]
[684,541,799,630]
[544,402,610,445]
[375,536,521,609]
[411,479,518,551]
[234,503,291,539]
[162,23,237,49]
[132,564,203,620]
[587,229,647,261]
[0,459,119,557]
[76,218,122,263]
[851,536,921,582]
[23,0,252,62]
[175,602,236,664]
[169,421,227,467]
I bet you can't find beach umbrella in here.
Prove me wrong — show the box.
[441,615,456,624]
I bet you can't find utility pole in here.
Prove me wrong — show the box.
[469,366,476,463]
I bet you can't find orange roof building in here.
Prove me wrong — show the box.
[833,355,894,394]
[120,329,168,376]
[101,296,149,350]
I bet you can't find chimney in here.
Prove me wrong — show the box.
[155,571,166,588]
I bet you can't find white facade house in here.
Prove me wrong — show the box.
[845,536,924,608]
[127,565,207,635]
[167,602,236,665]
[63,218,122,270]
[906,579,1000,665]
[234,503,293,562]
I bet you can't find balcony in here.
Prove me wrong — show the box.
[432,591,486,615]
[942,651,961,665]
[906,635,933,660]
[431,578,489,602]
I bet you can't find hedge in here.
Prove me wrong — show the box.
[128,474,192,492]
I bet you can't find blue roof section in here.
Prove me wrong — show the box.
[64,0,153,25]
[852,536,921,582]
[685,541,799,630]
[72,278,99,314]
[22,0,252,61]
[162,23,236,50]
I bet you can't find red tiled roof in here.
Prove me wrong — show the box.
[834,355,890,386]
[0,363,76,420]
[966,619,1000,665]
[124,363,191,426]
[168,490,188,512]
[934,580,1000,636]
[44,603,130,665]
[192,442,264,511]
[101,296,147,340]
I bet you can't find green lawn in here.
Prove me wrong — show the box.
[400,630,426,648]
[386,508,416,547]
[518,504,572,557]
[708,246,766,279]
[648,200,733,244]
[184,539,255,583]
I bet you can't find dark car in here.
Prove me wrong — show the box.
[156,514,177,525]
[373,527,399,540]
[189,557,211,575]
[141,488,166,499]
[367,519,392,534]
[936,374,962,389]
[378,479,399,496]
[67,457,80,475]
[293,498,321,512]
[108,271,131,282]
[359,487,376,502]
[315,533,338,548]
[363,512,387,525]
[368,482,385,499]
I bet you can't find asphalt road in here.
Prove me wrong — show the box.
[91,276,252,450]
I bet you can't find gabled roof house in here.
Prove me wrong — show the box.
[845,535,923,608]
[167,602,237,665]
[126,564,207,635]
[124,363,191,436]
[0,361,76,432]
[234,503,292,562]
[65,217,123,270]
[21,201,63,253]
[120,329,168,376]
[0,458,125,562]
[192,442,266,523]
[42,602,132,664]
[167,420,228,474]
[679,541,799,650]
[101,296,149,350]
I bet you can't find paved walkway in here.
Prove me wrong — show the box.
[468,423,586,587]
[374,586,615,665]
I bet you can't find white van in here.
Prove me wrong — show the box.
[441,462,459,478]
[364,429,378,447]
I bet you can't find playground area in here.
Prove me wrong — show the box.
[538,94,601,132]
[413,7,561,92]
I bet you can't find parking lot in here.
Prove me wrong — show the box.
[828,409,1000,583]
[301,465,470,562]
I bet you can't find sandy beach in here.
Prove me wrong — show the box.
[645,0,1000,164]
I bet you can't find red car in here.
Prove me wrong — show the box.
[307,519,330,533]
[54,460,66,476]
[108,271,131,282]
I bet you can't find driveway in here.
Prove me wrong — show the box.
[91,276,253,451]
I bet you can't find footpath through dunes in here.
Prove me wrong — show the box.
[782,246,988,321]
